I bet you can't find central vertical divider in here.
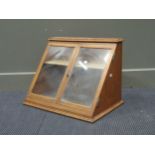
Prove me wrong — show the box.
[55,45,80,104]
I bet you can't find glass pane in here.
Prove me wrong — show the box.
[62,48,111,106]
[32,46,73,98]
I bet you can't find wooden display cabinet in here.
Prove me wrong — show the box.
[24,37,124,122]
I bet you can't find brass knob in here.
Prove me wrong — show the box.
[66,73,70,78]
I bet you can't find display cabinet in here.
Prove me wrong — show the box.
[24,37,124,122]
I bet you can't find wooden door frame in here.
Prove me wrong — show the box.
[55,42,117,116]
[28,42,78,102]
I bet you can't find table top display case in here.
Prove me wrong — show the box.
[24,37,124,122]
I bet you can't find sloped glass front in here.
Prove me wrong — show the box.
[32,46,73,98]
[62,48,111,106]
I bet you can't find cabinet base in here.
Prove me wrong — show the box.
[24,99,124,122]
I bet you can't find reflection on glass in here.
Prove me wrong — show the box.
[32,46,73,98]
[62,48,111,106]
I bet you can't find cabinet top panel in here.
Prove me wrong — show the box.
[48,37,124,43]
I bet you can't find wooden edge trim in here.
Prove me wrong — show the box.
[80,43,116,48]
[24,99,93,122]
[92,100,124,122]
[48,37,124,43]
[27,45,49,95]
[48,42,79,47]
[25,95,91,114]
[24,99,124,123]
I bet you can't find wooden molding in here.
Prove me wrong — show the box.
[48,37,124,43]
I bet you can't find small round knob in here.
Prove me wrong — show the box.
[66,73,70,78]
[109,73,113,78]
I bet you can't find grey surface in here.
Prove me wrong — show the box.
[0,88,155,135]
[0,20,155,90]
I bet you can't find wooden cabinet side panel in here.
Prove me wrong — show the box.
[94,43,123,116]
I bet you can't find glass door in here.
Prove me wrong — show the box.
[61,46,112,107]
[32,46,74,99]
